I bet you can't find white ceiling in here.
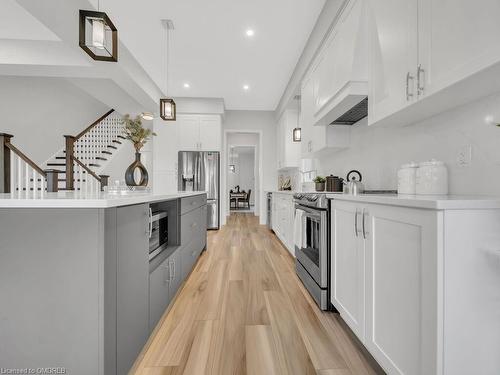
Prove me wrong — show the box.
[92,0,326,110]
[0,0,60,41]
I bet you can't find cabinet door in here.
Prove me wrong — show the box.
[178,115,200,151]
[149,257,171,332]
[330,201,365,341]
[300,77,315,157]
[368,0,418,124]
[199,116,221,151]
[364,204,438,375]
[116,204,150,375]
[419,0,500,98]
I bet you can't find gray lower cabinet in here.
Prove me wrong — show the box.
[149,248,183,332]
[116,204,150,375]
[149,256,172,332]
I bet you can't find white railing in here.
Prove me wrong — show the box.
[10,152,47,193]
[74,115,123,169]
[72,158,102,194]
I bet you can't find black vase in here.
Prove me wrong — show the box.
[125,152,149,187]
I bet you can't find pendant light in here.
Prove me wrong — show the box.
[160,19,176,121]
[79,0,117,62]
[293,127,301,142]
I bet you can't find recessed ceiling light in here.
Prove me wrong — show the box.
[183,83,190,88]
[246,29,255,37]
[243,84,250,91]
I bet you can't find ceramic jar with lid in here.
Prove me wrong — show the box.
[416,160,448,195]
[397,162,418,194]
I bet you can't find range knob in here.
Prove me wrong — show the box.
[307,194,318,202]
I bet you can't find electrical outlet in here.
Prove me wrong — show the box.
[457,145,472,167]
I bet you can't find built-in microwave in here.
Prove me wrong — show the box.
[148,209,168,260]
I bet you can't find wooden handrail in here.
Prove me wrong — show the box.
[5,142,47,177]
[75,109,115,140]
[72,156,102,182]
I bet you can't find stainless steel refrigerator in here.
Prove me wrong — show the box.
[178,151,220,229]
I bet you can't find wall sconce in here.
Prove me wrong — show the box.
[293,127,302,142]
[141,112,154,121]
[79,10,117,62]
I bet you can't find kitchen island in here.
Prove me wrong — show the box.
[0,191,208,375]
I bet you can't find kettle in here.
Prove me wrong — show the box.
[345,170,364,195]
[326,175,344,192]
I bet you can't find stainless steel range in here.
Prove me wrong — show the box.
[293,193,330,310]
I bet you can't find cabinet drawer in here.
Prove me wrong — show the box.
[180,194,207,215]
[181,234,205,280]
[181,206,205,245]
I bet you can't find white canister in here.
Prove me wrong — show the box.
[397,162,418,194]
[416,160,448,195]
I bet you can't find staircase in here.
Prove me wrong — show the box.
[1,109,125,194]
[43,109,126,191]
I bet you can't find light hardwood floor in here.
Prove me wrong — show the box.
[131,213,383,375]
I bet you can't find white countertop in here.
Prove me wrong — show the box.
[267,190,297,195]
[0,191,207,208]
[326,193,500,210]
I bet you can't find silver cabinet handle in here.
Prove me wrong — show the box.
[362,208,367,239]
[169,260,174,282]
[148,207,153,237]
[163,264,170,285]
[406,72,415,101]
[354,209,359,237]
[417,64,425,96]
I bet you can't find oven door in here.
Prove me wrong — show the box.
[295,204,328,288]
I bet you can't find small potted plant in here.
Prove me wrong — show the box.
[314,176,326,192]
[122,114,156,186]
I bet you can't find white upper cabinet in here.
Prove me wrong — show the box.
[178,114,221,151]
[367,0,418,125]
[199,116,221,151]
[418,0,500,98]
[178,115,201,151]
[368,0,500,126]
[277,109,300,170]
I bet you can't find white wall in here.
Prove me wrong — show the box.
[316,92,500,196]
[222,110,277,225]
[0,76,108,165]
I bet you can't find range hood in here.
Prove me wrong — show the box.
[330,97,368,125]
[313,0,369,127]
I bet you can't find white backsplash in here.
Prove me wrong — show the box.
[316,92,500,196]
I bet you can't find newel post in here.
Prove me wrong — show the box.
[44,169,59,193]
[0,133,13,193]
[99,174,109,191]
[64,135,75,191]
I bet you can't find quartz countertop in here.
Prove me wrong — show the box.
[326,193,500,210]
[267,190,297,195]
[0,191,207,208]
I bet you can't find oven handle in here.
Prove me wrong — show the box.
[148,207,153,238]
[295,204,322,219]
[354,209,359,237]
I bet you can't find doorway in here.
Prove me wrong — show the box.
[228,146,256,213]
[222,130,263,225]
